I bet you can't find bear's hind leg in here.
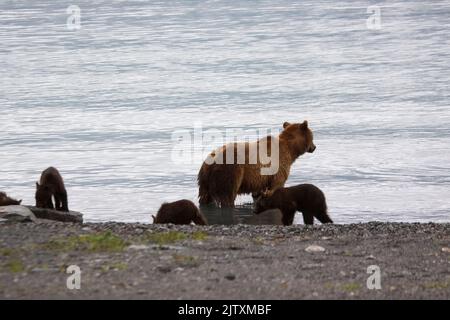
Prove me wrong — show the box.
[216,167,244,207]
[199,193,212,205]
[302,212,314,225]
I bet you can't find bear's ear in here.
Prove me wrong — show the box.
[35,182,40,188]
[300,120,309,130]
[283,122,291,129]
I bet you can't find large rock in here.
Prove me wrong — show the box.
[26,206,83,223]
[0,205,37,222]
[245,209,284,225]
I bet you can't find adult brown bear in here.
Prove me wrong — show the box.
[198,121,316,207]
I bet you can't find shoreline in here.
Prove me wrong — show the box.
[0,221,449,299]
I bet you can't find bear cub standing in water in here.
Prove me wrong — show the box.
[253,184,333,225]
[153,199,208,225]
[35,167,69,212]
[0,192,22,206]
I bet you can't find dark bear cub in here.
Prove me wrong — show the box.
[253,184,333,225]
[35,167,69,212]
[0,192,22,206]
[153,200,207,225]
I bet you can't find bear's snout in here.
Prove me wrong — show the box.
[308,144,316,153]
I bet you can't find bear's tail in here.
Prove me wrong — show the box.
[198,161,213,205]
[315,202,333,224]
[198,162,238,207]
[193,210,208,225]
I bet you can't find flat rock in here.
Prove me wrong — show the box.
[305,245,326,253]
[26,206,83,223]
[0,205,37,222]
[244,209,284,225]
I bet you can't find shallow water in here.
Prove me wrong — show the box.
[1,1,449,224]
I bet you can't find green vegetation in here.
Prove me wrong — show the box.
[252,237,264,245]
[340,282,361,292]
[5,259,25,273]
[191,231,208,241]
[0,248,15,257]
[44,231,127,252]
[101,262,128,272]
[423,280,450,290]
[145,231,188,245]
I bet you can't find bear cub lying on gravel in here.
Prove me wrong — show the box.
[0,192,22,206]
[153,199,208,225]
[253,184,333,225]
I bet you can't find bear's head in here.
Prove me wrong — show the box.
[253,190,275,214]
[0,192,22,205]
[35,182,53,208]
[280,120,316,158]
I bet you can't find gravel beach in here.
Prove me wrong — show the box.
[0,221,448,299]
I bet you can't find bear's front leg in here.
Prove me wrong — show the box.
[282,208,296,226]
[265,171,288,197]
[302,213,314,225]
[47,198,54,209]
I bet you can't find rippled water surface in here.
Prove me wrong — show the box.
[1,1,449,223]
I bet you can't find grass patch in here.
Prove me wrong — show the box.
[423,280,450,290]
[145,231,188,245]
[252,237,264,245]
[323,282,335,290]
[0,248,15,257]
[44,232,127,253]
[191,231,208,241]
[340,283,361,292]
[5,259,25,273]
[101,262,128,272]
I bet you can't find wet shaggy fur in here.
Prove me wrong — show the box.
[198,121,316,207]
[35,167,69,212]
[0,192,22,206]
[153,199,208,225]
[253,184,333,225]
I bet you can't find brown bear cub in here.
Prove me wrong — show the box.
[198,121,316,207]
[253,184,333,225]
[0,192,22,206]
[35,167,69,212]
[153,200,207,225]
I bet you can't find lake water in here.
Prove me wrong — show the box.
[1,1,449,224]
